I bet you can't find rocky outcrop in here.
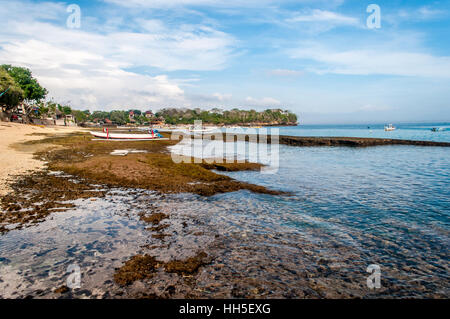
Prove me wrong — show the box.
[277,136,450,147]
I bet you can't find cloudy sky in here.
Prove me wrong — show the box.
[1,0,449,123]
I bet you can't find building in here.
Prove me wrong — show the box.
[145,111,154,118]
[150,117,165,126]
[129,111,136,123]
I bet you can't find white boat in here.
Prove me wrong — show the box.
[384,124,396,131]
[186,126,219,134]
[90,128,166,140]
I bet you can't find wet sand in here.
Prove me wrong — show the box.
[0,123,84,196]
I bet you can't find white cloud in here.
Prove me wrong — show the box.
[268,69,303,77]
[0,0,238,109]
[104,0,223,7]
[384,6,448,26]
[103,0,346,9]
[287,9,359,25]
[359,104,391,112]
[289,44,450,78]
[417,6,446,19]
[245,96,281,106]
[212,93,232,101]
[0,39,186,110]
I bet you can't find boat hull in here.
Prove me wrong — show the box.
[90,132,163,140]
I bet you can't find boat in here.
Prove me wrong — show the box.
[431,127,445,132]
[90,128,167,140]
[384,124,396,131]
[188,126,219,133]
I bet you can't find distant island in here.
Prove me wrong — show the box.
[0,64,298,127]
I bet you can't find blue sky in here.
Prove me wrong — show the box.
[1,0,449,123]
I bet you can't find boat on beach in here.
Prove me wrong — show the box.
[90,128,167,140]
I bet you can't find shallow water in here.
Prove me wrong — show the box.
[170,143,450,297]
[0,189,154,298]
[0,142,449,298]
[221,123,450,143]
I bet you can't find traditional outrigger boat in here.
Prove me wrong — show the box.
[90,128,167,140]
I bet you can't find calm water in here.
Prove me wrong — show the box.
[0,125,449,298]
[276,123,450,143]
[171,132,450,297]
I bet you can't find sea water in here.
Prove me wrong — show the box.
[276,123,450,142]
[0,124,448,298]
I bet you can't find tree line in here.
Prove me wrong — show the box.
[155,108,298,125]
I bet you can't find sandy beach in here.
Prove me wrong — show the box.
[0,123,83,196]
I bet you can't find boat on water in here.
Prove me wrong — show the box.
[384,124,396,131]
[431,127,445,132]
[90,128,166,140]
[188,126,219,133]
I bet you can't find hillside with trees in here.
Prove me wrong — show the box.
[155,108,298,126]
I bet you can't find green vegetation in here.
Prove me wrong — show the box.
[155,108,298,125]
[0,69,24,110]
[64,107,298,126]
[0,65,47,103]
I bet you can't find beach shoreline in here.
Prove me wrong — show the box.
[0,123,85,196]
[2,124,449,197]
[0,124,448,298]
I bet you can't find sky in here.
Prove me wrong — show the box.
[0,0,449,124]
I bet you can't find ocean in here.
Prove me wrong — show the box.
[276,122,450,143]
[169,124,450,297]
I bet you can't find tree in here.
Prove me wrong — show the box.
[72,110,89,123]
[110,110,129,125]
[62,105,72,115]
[130,109,142,116]
[0,65,47,103]
[0,68,24,111]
